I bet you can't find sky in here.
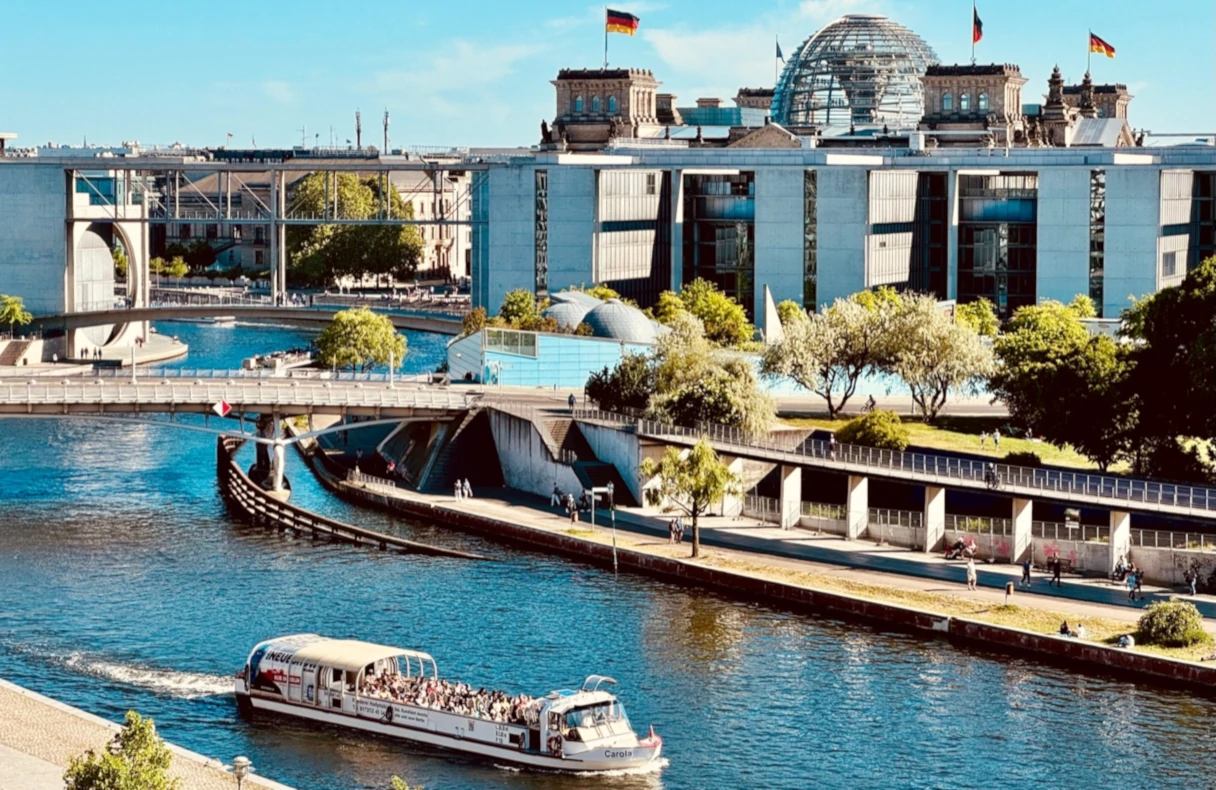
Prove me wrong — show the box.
[1,0,1213,150]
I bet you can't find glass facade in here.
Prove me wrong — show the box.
[957,173,1039,317]
[803,171,818,310]
[912,172,949,299]
[682,173,756,316]
[1190,172,1216,270]
[534,169,549,292]
[596,170,672,307]
[1089,170,1106,316]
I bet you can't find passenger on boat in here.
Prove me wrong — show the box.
[359,671,539,727]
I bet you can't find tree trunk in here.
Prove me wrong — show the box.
[691,512,700,558]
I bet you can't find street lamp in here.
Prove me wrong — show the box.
[232,756,252,790]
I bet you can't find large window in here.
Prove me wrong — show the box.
[534,170,548,291]
[957,174,1039,317]
[960,93,971,112]
[978,92,989,112]
[942,93,953,112]
[804,170,818,311]
[485,328,538,358]
[592,96,601,113]
[574,95,583,113]
[608,95,618,114]
[1089,170,1106,316]
[682,173,756,318]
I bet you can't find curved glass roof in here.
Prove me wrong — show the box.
[583,299,658,344]
[772,14,938,128]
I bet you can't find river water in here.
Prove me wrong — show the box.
[0,321,1212,790]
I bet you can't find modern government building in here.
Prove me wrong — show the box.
[473,14,1214,329]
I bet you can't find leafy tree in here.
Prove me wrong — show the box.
[649,290,687,326]
[460,306,487,337]
[776,299,808,327]
[0,294,33,336]
[649,314,774,434]
[390,779,423,790]
[498,289,541,326]
[167,256,188,284]
[64,710,180,790]
[112,246,129,279]
[149,256,167,285]
[565,283,621,302]
[890,294,994,423]
[585,353,653,414]
[678,278,753,347]
[315,307,408,372]
[835,409,909,451]
[184,239,216,272]
[1068,294,1097,319]
[760,293,897,419]
[955,297,999,337]
[1137,600,1208,647]
[640,439,742,558]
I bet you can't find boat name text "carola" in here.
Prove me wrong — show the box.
[604,749,634,759]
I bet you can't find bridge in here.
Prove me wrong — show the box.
[29,304,463,335]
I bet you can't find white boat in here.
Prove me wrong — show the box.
[166,315,236,326]
[234,634,663,772]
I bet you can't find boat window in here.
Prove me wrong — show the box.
[329,669,344,688]
[565,702,627,729]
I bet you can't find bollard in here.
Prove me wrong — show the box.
[1005,581,1014,604]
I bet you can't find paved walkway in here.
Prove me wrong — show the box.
[0,680,290,790]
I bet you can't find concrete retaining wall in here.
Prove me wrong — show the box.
[487,410,583,500]
[1033,538,1110,574]
[1130,546,1216,588]
[577,420,643,503]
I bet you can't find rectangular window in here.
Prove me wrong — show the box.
[255,250,264,266]
[1162,251,1177,278]
[534,169,549,292]
[646,174,657,195]
[804,171,818,311]
[1089,170,1106,317]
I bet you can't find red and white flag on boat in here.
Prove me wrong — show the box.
[212,400,231,417]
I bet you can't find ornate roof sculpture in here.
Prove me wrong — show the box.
[772,14,938,128]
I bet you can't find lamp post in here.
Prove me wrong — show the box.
[232,756,252,790]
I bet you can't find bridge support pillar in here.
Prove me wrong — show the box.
[846,474,868,541]
[1012,497,1033,563]
[1110,510,1131,571]
[923,486,945,553]
[272,441,286,493]
[719,456,745,518]
[778,465,802,529]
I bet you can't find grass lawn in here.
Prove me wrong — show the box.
[780,415,1122,472]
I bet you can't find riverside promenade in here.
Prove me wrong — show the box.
[0,680,291,790]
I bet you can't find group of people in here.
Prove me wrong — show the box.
[1058,620,1090,640]
[979,430,1002,450]
[1112,557,1146,600]
[78,347,105,361]
[360,671,539,727]
[453,478,474,500]
[667,518,685,544]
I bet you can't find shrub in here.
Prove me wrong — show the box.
[835,409,909,451]
[1004,450,1043,467]
[1136,600,1208,647]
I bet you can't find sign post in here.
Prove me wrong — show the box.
[589,485,617,573]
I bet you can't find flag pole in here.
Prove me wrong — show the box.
[1087,29,1092,74]
[604,6,609,70]
[775,35,778,85]
[971,1,976,65]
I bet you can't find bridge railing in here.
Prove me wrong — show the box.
[88,367,452,384]
[572,408,1216,515]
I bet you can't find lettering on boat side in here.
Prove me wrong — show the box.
[604,749,634,759]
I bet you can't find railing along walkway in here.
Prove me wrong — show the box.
[573,409,1216,519]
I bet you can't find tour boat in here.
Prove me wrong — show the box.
[234,634,663,772]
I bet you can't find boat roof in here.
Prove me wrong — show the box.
[263,635,436,675]
[544,689,618,714]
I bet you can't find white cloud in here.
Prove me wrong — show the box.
[642,0,884,100]
[261,80,296,105]
[371,41,545,98]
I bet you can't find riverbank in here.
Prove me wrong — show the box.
[0,679,291,790]
[294,436,1216,692]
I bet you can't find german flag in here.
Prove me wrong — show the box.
[606,8,639,36]
[1089,32,1116,59]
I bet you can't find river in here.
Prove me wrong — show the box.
[0,320,1211,790]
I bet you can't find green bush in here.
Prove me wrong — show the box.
[1004,450,1043,467]
[1137,600,1208,647]
[835,409,909,451]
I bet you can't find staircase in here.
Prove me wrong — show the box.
[543,419,596,464]
[0,340,30,366]
[419,409,503,492]
[572,461,639,507]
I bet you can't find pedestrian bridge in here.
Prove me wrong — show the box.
[29,305,462,335]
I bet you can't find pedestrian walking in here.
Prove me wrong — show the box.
[454,480,463,501]
[980,431,988,450]
[462,478,473,499]
[551,483,562,508]
[1020,557,1032,587]
[568,393,576,413]
[668,518,677,544]
[1134,568,1144,600]
[966,557,978,591]
[1051,557,1062,588]
[675,517,684,543]
[828,434,837,461]
[1190,567,1199,596]
[993,429,1001,449]
[1127,570,1137,601]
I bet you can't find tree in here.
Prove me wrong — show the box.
[585,353,653,414]
[64,710,180,790]
[890,294,994,423]
[1068,293,1098,319]
[678,278,753,347]
[649,290,687,326]
[112,246,129,279]
[460,306,487,337]
[955,297,999,337]
[565,283,621,302]
[835,409,910,451]
[641,439,742,558]
[166,256,188,285]
[0,294,33,337]
[149,256,167,286]
[649,314,774,434]
[185,239,216,272]
[498,289,541,325]
[1137,600,1208,647]
[760,293,897,418]
[776,299,808,327]
[315,307,408,372]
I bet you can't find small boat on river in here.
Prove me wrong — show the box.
[234,634,663,772]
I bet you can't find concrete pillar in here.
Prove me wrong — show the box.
[276,170,287,303]
[1012,497,1033,563]
[923,485,945,553]
[272,441,286,492]
[846,474,868,540]
[269,170,279,305]
[779,465,802,529]
[719,456,744,518]
[1110,510,1131,571]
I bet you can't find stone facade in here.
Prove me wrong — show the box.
[919,64,1027,146]
[1063,79,1133,121]
[547,68,662,152]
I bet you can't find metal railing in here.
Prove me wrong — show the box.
[572,408,1216,516]
[1032,521,1111,543]
[945,514,1011,535]
[870,508,923,529]
[802,502,847,520]
[1130,529,1216,552]
[347,469,398,493]
[743,494,781,524]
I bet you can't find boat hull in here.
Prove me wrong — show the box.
[237,690,661,772]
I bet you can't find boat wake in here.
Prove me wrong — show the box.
[493,757,669,778]
[58,653,232,700]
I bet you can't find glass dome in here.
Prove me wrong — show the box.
[772,14,938,128]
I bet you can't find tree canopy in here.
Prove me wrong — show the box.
[585,353,653,414]
[890,294,993,422]
[678,278,753,347]
[776,299,808,327]
[112,246,129,279]
[64,711,180,790]
[955,297,999,337]
[0,294,33,335]
[836,409,910,451]
[315,307,408,372]
[640,439,742,557]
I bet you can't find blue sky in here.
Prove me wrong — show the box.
[0,0,1211,149]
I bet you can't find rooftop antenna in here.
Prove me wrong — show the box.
[356,109,362,150]
[383,109,390,153]
[299,125,306,148]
